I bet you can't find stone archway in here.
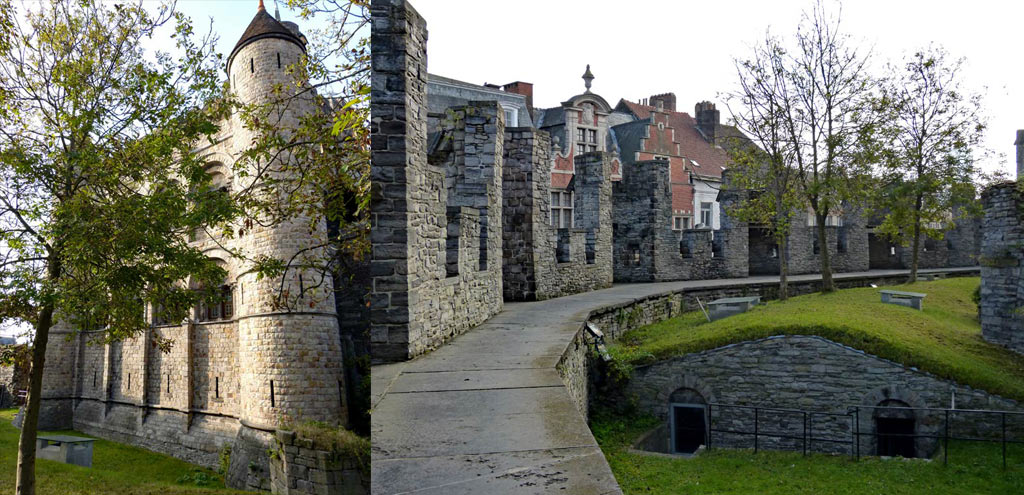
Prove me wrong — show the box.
[860,385,935,458]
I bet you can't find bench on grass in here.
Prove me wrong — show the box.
[707,296,761,321]
[880,290,926,311]
[36,434,95,468]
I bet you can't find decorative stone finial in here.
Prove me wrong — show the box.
[582,64,594,93]
[258,0,265,11]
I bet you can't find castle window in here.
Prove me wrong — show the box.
[198,285,233,322]
[250,58,254,73]
[551,190,573,228]
[153,303,173,326]
[277,52,281,69]
[700,202,713,227]
[503,107,518,127]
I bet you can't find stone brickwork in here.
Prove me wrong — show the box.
[36,6,354,492]
[370,0,503,362]
[980,182,1024,354]
[503,129,613,300]
[782,205,870,276]
[269,431,368,495]
[0,348,28,408]
[613,161,747,282]
[626,335,1023,456]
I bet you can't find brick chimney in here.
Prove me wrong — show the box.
[649,93,676,112]
[503,81,534,117]
[1016,130,1023,180]
[695,101,720,145]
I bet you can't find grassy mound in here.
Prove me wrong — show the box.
[609,277,1024,402]
[0,408,245,495]
[592,408,1024,495]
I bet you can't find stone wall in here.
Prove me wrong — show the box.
[502,129,613,300]
[269,431,368,495]
[612,161,748,282]
[625,335,1023,456]
[556,328,592,422]
[0,350,28,408]
[784,205,869,276]
[980,182,1024,354]
[370,0,502,362]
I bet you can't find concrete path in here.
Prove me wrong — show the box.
[370,267,978,494]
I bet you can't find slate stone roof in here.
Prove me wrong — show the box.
[229,3,305,66]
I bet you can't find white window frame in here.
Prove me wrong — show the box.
[551,190,574,229]
[807,209,843,227]
[700,202,713,227]
[503,107,519,127]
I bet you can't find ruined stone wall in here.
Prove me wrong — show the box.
[980,182,1024,354]
[785,206,869,275]
[502,131,613,300]
[626,336,1022,456]
[613,161,747,282]
[370,0,502,362]
[269,431,368,495]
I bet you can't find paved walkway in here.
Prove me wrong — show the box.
[370,267,979,494]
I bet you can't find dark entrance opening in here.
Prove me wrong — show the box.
[669,387,708,455]
[671,405,707,454]
[868,233,902,269]
[874,399,916,458]
[748,227,780,276]
[876,417,915,457]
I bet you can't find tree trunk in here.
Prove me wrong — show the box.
[778,235,790,300]
[909,205,922,284]
[16,258,60,495]
[816,212,835,293]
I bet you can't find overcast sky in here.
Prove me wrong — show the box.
[406,0,1021,177]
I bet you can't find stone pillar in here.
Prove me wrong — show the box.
[37,319,77,429]
[613,160,672,282]
[717,170,749,278]
[502,128,550,301]
[980,182,1024,354]
[1016,130,1023,180]
[369,0,427,362]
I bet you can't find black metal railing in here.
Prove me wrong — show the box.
[701,403,1024,468]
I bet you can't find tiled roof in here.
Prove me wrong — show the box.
[617,100,732,179]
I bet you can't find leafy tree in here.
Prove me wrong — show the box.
[727,33,803,300]
[0,1,231,493]
[874,47,985,283]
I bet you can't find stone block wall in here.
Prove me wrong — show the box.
[370,0,502,361]
[625,335,1022,456]
[613,161,747,282]
[784,205,869,275]
[269,431,368,495]
[502,130,614,300]
[980,182,1024,354]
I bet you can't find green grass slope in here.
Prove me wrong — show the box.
[0,409,246,495]
[609,277,1024,402]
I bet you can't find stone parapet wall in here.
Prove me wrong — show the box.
[625,335,1023,456]
[981,182,1024,354]
[613,161,747,283]
[370,1,502,362]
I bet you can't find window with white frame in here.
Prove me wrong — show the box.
[700,202,713,227]
[807,209,843,227]
[551,190,573,228]
[503,107,519,127]
[672,216,692,231]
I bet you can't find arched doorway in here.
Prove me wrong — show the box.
[874,399,916,458]
[669,387,707,455]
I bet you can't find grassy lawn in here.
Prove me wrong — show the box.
[0,408,246,495]
[608,277,1024,402]
[592,410,1024,495]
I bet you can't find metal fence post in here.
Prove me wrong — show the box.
[754,407,759,454]
[854,408,860,461]
[944,409,950,466]
[1002,412,1007,470]
[707,403,713,451]
[803,411,808,456]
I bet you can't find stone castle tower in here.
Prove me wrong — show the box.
[35,2,347,488]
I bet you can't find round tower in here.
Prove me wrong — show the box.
[226,1,345,430]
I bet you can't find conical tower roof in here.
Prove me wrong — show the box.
[228,0,305,69]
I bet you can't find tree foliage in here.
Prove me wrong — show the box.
[0,1,231,492]
[873,47,986,282]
